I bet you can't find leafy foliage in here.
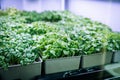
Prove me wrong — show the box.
[0,8,120,68]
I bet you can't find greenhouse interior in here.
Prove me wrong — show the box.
[0,0,120,80]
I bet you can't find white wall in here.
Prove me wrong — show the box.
[1,0,23,10]
[1,0,64,12]
[109,3,120,32]
[23,0,42,12]
[41,0,63,11]
[68,0,120,32]
[23,0,65,12]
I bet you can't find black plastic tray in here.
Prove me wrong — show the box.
[33,66,113,80]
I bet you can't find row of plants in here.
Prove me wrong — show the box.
[0,8,120,69]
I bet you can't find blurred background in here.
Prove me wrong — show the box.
[0,0,120,32]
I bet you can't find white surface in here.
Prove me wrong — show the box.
[23,0,42,12]
[68,0,120,32]
[1,0,23,10]
[41,0,62,11]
